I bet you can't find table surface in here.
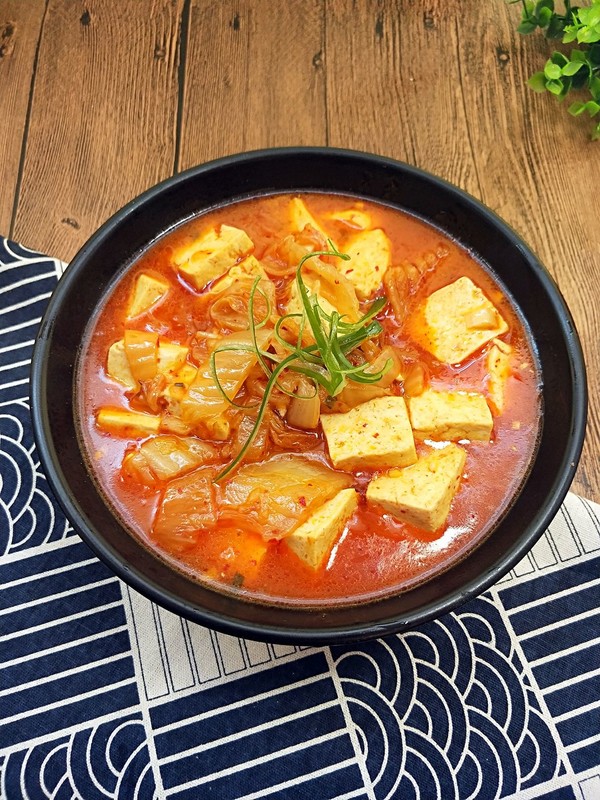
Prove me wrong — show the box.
[1,0,598,501]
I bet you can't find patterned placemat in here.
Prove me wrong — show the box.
[1,236,599,800]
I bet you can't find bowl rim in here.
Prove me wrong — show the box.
[30,146,588,644]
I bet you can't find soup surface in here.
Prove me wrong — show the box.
[78,193,541,605]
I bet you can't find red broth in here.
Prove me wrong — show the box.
[77,193,541,606]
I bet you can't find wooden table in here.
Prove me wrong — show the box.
[2,0,598,501]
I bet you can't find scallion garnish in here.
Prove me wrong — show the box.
[213,242,391,481]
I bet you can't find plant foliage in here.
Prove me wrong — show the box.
[509,0,600,139]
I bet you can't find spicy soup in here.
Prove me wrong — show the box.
[77,193,541,606]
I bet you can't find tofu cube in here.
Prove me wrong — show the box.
[341,229,391,298]
[366,444,467,532]
[127,273,170,318]
[414,277,508,363]
[289,197,330,241]
[208,255,266,294]
[286,488,358,569]
[96,408,160,437]
[327,208,372,230]
[486,343,512,415]
[321,396,417,470]
[408,389,493,442]
[173,225,253,291]
[157,342,189,375]
[106,339,137,390]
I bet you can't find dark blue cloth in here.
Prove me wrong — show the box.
[1,237,599,799]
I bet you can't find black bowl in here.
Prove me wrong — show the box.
[30,147,587,644]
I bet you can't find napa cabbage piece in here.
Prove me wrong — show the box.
[288,197,330,243]
[124,330,159,382]
[153,467,217,550]
[228,412,270,464]
[209,265,276,332]
[287,257,360,326]
[107,338,189,391]
[222,455,353,540]
[178,328,272,433]
[123,435,217,485]
[330,346,403,412]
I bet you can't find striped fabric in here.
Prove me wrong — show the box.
[1,237,599,800]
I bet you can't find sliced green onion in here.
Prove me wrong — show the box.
[211,242,391,481]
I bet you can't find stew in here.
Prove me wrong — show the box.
[77,193,541,605]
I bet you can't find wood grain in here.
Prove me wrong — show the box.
[326,0,482,196]
[453,2,600,500]
[326,0,598,499]
[0,0,46,235]
[1,0,598,501]
[177,0,326,170]
[10,0,184,261]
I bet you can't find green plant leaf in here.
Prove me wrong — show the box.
[544,62,562,80]
[570,49,589,62]
[562,59,584,75]
[568,100,587,116]
[518,19,538,34]
[528,71,548,92]
[546,14,567,38]
[550,50,569,66]
[585,100,600,116]
[544,61,563,79]
[579,5,600,27]
[535,0,554,12]
[579,27,600,43]
[588,43,600,65]
[546,78,565,94]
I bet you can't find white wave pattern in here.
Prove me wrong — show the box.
[0,718,156,800]
[0,241,72,554]
[333,597,565,800]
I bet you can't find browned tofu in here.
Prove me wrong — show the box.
[321,396,417,470]
[414,277,508,363]
[286,488,358,569]
[366,444,467,532]
[408,389,493,442]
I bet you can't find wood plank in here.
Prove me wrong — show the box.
[177,0,326,171]
[4,0,597,500]
[325,0,482,197]
[327,0,597,499]
[11,0,184,262]
[456,1,600,500]
[0,0,47,236]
